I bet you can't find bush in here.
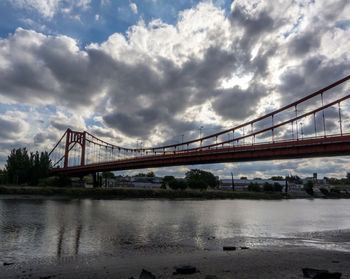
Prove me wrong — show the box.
[320,188,329,195]
[303,180,314,195]
[187,179,208,190]
[169,179,188,190]
[248,182,260,192]
[273,182,283,192]
[263,182,273,192]
[185,169,219,189]
[330,188,340,194]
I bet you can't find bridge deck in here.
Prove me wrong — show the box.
[51,134,350,176]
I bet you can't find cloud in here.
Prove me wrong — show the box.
[1,0,350,178]
[8,0,91,19]
[0,116,22,140]
[129,2,138,14]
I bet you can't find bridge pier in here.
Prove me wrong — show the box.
[92,172,103,188]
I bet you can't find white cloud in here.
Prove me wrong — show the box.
[130,2,138,14]
[9,0,92,19]
[1,0,350,177]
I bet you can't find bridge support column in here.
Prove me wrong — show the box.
[64,129,71,168]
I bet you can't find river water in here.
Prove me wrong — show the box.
[1,197,350,263]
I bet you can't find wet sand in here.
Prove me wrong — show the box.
[1,244,349,278]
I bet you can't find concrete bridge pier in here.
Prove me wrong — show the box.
[92,172,102,188]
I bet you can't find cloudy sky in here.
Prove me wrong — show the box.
[1,0,350,179]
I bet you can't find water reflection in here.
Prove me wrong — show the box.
[1,199,350,262]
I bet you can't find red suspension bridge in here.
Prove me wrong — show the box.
[49,75,350,177]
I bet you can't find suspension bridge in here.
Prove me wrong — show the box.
[49,74,350,177]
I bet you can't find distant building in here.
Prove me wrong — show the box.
[220,178,285,191]
[105,176,163,188]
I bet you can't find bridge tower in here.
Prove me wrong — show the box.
[64,128,86,168]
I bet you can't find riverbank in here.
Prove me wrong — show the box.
[1,185,350,199]
[1,244,349,278]
[0,186,287,199]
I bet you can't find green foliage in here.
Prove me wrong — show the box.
[169,179,187,190]
[102,171,115,179]
[330,188,340,194]
[263,182,273,192]
[326,174,350,185]
[304,180,314,195]
[162,175,176,188]
[286,175,302,184]
[270,176,284,181]
[37,174,72,187]
[146,171,155,177]
[261,182,283,192]
[240,176,247,180]
[320,188,329,195]
[185,169,219,190]
[0,185,287,199]
[248,182,260,192]
[0,169,7,185]
[134,171,155,177]
[4,148,51,185]
[273,182,283,192]
[187,178,208,190]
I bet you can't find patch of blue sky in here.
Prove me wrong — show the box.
[283,15,303,38]
[0,103,32,114]
[0,0,232,46]
[335,20,350,31]
[85,114,104,128]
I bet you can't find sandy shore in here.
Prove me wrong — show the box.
[1,245,349,278]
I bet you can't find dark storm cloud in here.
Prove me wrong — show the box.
[212,84,269,121]
[0,117,21,139]
[0,29,106,109]
[34,132,58,144]
[278,56,350,105]
[229,7,274,39]
[288,32,321,57]
[102,46,238,138]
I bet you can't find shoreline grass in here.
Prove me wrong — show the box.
[0,186,287,199]
[1,186,349,199]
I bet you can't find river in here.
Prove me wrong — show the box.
[1,197,350,264]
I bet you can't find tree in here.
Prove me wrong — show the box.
[168,179,187,190]
[5,148,30,184]
[240,176,247,180]
[5,148,51,185]
[273,182,283,192]
[263,182,273,192]
[248,182,260,192]
[185,169,219,190]
[146,171,155,177]
[346,172,350,184]
[270,176,284,181]
[286,175,302,184]
[304,180,314,195]
[162,176,176,188]
[320,188,329,195]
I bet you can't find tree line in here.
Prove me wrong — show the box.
[162,169,219,190]
[0,148,51,185]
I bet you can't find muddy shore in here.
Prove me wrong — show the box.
[1,233,350,279]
